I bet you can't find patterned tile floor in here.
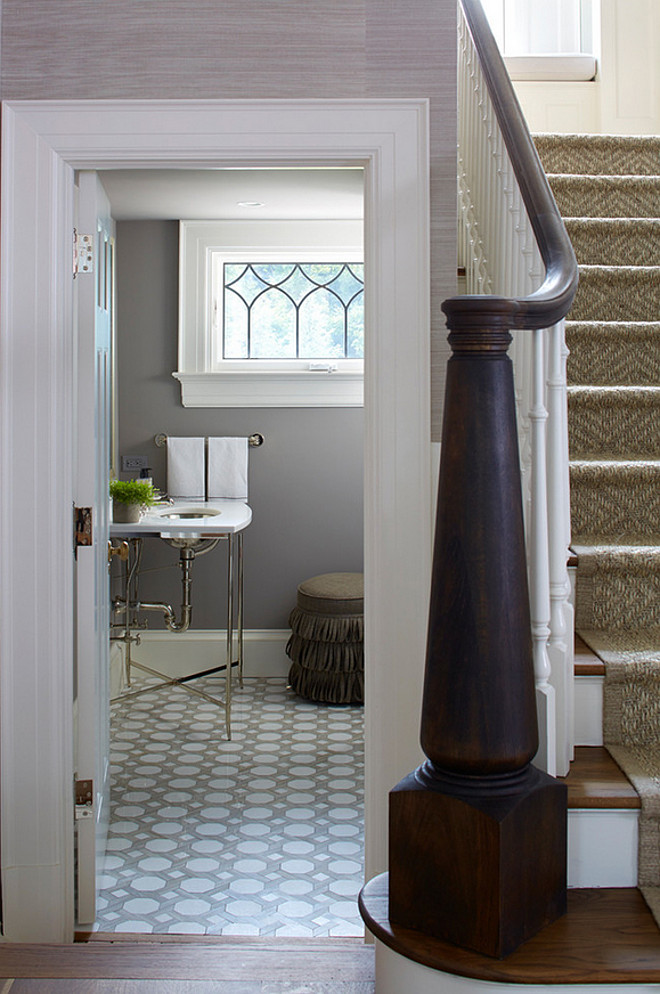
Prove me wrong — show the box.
[96,677,365,936]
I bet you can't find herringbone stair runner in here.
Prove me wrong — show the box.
[535,133,660,914]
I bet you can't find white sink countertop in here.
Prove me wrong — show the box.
[109,500,252,539]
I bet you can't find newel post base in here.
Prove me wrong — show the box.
[388,763,566,959]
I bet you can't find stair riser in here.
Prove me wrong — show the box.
[568,809,638,888]
[569,395,660,459]
[535,134,660,176]
[550,175,660,218]
[567,323,660,387]
[565,220,660,266]
[570,268,660,322]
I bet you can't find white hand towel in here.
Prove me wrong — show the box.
[167,436,205,499]
[208,436,249,500]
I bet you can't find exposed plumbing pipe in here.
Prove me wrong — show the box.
[137,546,195,633]
[112,538,221,636]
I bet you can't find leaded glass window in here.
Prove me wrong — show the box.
[223,263,364,361]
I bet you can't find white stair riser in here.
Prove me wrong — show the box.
[375,942,658,994]
[567,808,638,887]
[574,674,604,745]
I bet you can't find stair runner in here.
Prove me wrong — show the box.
[535,134,660,918]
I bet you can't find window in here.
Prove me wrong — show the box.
[176,221,364,408]
[220,262,364,362]
[481,0,597,81]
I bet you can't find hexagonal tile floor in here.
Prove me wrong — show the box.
[95,677,364,936]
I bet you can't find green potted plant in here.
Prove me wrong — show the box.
[109,479,159,524]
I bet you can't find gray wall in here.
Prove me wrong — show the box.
[116,221,363,629]
[0,0,456,440]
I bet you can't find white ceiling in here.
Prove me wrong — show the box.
[98,168,364,221]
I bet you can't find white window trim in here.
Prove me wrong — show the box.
[176,219,364,407]
[504,53,597,81]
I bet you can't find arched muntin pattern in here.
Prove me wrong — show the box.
[223,262,364,360]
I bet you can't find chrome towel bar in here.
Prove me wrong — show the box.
[154,432,264,448]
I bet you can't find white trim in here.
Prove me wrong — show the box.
[173,369,363,407]
[0,98,431,941]
[504,54,597,81]
[112,629,291,684]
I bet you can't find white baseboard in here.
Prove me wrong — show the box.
[110,628,291,685]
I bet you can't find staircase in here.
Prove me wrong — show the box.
[534,133,660,918]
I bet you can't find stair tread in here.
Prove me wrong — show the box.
[574,633,604,675]
[562,746,640,808]
[361,877,660,984]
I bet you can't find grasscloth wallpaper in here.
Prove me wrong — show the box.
[0,0,457,437]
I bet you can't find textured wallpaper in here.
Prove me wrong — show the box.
[1,0,456,436]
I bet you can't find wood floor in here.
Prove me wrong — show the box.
[0,938,374,992]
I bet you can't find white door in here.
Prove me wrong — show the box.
[74,171,115,925]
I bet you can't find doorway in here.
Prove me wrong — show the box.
[101,167,366,935]
[0,98,431,942]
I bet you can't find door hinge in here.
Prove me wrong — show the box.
[73,229,94,278]
[74,506,93,556]
[75,778,94,820]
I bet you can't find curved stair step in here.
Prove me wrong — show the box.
[566,321,660,386]
[568,388,660,458]
[549,174,660,218]
[535,133,660,176]
[570,266,660,322]
[565,218,660,266]
[361,878,660,987]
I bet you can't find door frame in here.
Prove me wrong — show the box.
[0,98,432,942]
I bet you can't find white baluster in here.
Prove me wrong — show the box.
[529,327,556,775]
[546,319,574,774]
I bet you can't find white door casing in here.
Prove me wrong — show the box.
[0,99,431,942]
[74,172,114,925]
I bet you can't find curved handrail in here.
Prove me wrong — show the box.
[443,0,578,332]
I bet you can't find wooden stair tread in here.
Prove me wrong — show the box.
[0,937,374,981]
[563,746,640,808]
[360,876,660,984]
[574,633,605,676]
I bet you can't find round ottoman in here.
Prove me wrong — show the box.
[286,572,364,704]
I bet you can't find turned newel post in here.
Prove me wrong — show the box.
[388,320,567,959]
[421,325,538,776]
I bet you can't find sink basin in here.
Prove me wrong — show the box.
[159,508,222,520]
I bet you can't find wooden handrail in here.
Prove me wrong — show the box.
[443,0,578,332]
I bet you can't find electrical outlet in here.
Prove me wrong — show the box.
[122,455,149,471]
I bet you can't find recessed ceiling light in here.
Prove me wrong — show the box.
[237,200,265,208]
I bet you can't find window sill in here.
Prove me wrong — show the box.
[505,54,597,82]
[173,371,364,409]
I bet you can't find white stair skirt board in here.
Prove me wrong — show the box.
[567,808,638,888]
[574,674,604,746]
[374,943,657,994]
[111,628,291,684]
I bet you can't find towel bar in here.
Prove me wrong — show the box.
[155,432,264,448]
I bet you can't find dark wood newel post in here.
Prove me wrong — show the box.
[388,320,567,959]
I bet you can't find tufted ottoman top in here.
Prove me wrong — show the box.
[296,572,364,616]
